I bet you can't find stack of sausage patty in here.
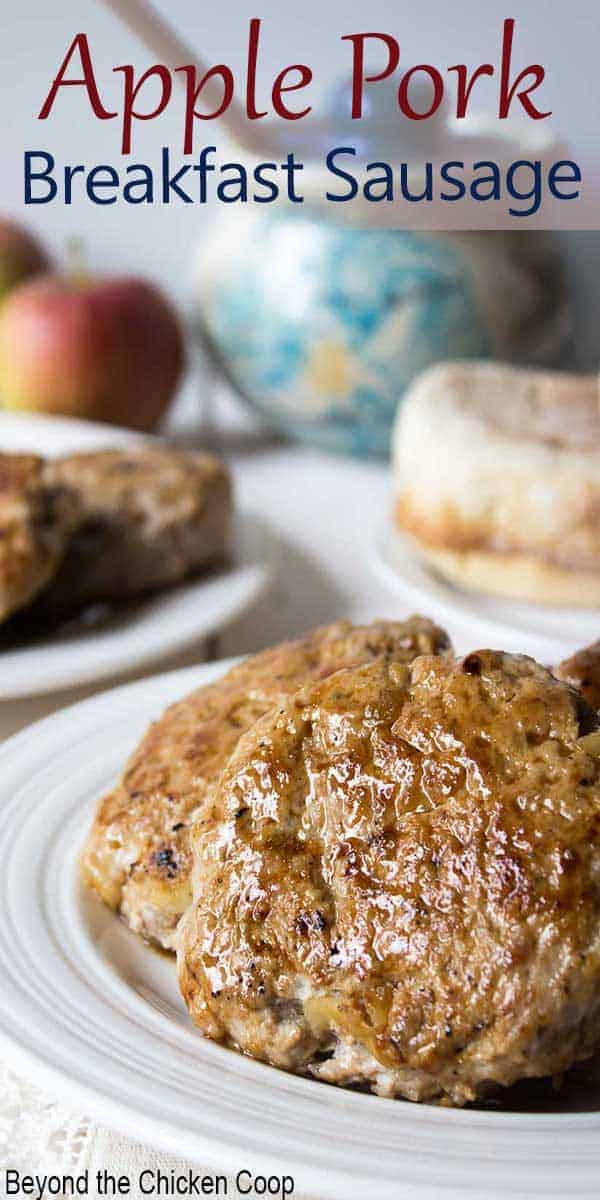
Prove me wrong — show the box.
[81,613,600,1108]
[0,444,231,626]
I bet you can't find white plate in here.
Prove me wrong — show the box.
[0,413,273,697]
[371,525,599,664]
[0,661,599,1200]
[0,410,146,457]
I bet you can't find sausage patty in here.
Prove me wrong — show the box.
[178,649,600,1105]
[33,446,232,617]
[0,452,76,624]
[82,618,451,949]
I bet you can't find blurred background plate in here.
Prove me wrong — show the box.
[0,413,274,698]
[0,410,147,456]
[371,523,598,664]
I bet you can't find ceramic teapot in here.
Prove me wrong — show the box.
[193,93,569,454]
[194,210,569,455]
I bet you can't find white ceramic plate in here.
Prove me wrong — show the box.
[0,410,146,457]
[371,525,599,664]
[1,661,600,1200]
[0,413,273,697]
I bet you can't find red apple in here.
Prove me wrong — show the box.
[0,219,51,303]
[0,273,185,430]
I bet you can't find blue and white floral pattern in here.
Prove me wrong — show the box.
[200,214,490,455]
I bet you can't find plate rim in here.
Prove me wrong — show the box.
[1,660,600,1199]
[368,519,600,663]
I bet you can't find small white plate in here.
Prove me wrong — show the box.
[0,661,599,1200]
[0,413,273,697]
[371,524,599,664]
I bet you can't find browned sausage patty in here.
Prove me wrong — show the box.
[0,452,76,623]
[34,445,232,616]
[555,641,600,710]
[82,618,451,949]
[178,649,600,1106]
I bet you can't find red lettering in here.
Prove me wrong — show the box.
[398,65,444,119]
[246,18,267,120]
[113,65,172,155]
[342,32,400,119]
[38,33,116,121]
[175,65,235,154]
[499,18,551,119]
[448,63,494,118]
[272,66,313,119]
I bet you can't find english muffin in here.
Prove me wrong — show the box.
[392,362,600,606]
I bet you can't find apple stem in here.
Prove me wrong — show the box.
[66,236,88,284]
